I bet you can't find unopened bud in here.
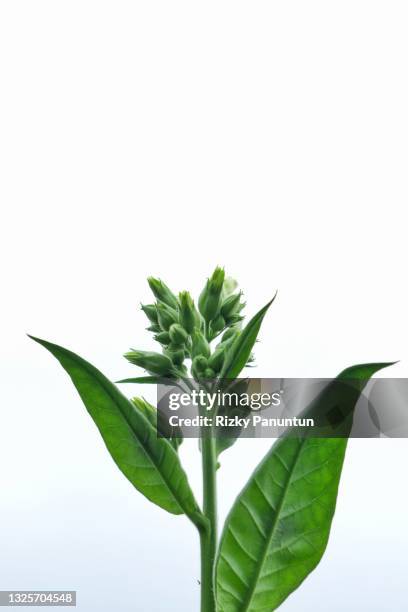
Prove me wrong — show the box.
[141,303,158,324]
[179,291,200,334]
[225,313,244,326]
[208,346,226,373]
[124,350,174,376]
[169,323,188,345]
[154,331,171,346]
[198,267,225,322]
[191,330,210,359]
[164,346,185,366]
[192,355,208,379]
[222,276,238,298]
[147,324,161,333]
[204,367,215,379]
[220,293,242,319]
[157,303,179,331]
[147,277,179,310]
[209,314,225,337]
[221,326,240,343]
[216,331,240,358]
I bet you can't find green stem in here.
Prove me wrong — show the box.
[200,431,217,612]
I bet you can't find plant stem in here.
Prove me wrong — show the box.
[200,431,217,612]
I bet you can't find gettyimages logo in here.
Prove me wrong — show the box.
[167,388,283,411]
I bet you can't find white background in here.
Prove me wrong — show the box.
[1,1,408,610]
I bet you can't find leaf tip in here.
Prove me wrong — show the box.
[27,334,44,344]
[340,360,397,382]
[265,290,278,310]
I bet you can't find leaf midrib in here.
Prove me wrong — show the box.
[239,438,305,612]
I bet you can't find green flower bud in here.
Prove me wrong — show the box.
[164,347,185,366]
[147,277,179,310]
[193,355,207,370]
[169,323,188,345]
[209,314,225,336]
[141,303,158,324]
[124,350,174,376]
[191,330,210,359]
[220,292,242,319]
[217,330,240,353]
[154,331,171,346]
[192,355,208,379]
[225,313,244,326]
[157,303,178,331]
[221,326,239,343]
[208,346,226,373]
[222,277,238,297]
[198,267,225,322]
[204,367,215,379]
[179,291,200,334]
[147,324,161,333]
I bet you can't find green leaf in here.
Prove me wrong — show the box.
[215,293,274,460]
[215,379,252,459]
[131,397,183,451]
[220,295,276,380]
[116,376,172,384]
[29,336,202,524]
[216,362,394,611]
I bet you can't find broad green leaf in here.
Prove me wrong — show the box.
[131,397,183,451]
[30,336,201,522]
[220,296,276,380]
[216,362,394,611]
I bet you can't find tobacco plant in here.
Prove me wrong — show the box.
[30,269,392,611]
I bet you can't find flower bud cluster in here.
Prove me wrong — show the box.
[125,269,246,380]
